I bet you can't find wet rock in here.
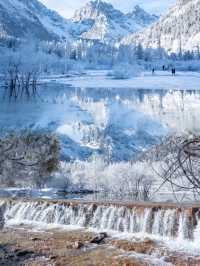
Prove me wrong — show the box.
[30,237,41,241]
[111,238,156,254]
[16,250,34,257]
[90,232,108,245]
[73,241,84,249]
[143,238,153,244]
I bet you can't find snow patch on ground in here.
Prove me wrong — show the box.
[45,70,200,90]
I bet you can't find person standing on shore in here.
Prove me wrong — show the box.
[172,68,176,76]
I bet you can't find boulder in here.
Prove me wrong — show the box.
[90,232,108,245]
[73,241,84,249]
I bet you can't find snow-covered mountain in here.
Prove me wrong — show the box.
[72,1,158,42]
[0,0,73,41]
[121,0,200,54]
[0,0,158,43]
[126,5,158,27]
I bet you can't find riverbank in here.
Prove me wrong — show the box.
[1,226,200,266]
[42,70,200,90]
[2,198,200,256]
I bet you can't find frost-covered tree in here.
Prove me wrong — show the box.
[136,43,144,60]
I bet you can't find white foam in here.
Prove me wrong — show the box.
[3,199,200,255]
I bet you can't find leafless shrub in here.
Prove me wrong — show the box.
[131,176,153,201]
[115,175,153,201]
[160,136,200,193]
[0,133,60,188]
[3,62,40,100]
[143,135,200,200]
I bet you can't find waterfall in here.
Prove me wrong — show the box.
[1,199,199,241]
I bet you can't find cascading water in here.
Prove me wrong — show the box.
[1,199,199,242]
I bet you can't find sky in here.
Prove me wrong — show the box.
[40,0,176,18]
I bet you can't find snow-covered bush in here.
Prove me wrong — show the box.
[0,43,86,77]
[51,155,156,200]
[108,63,142,79]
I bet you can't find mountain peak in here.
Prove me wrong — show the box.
[127,5,158,26]
[72,1,158,41]
[0,0,159,44]
[133,5,144,12]
[73,0,124,23]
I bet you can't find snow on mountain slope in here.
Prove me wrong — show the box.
[72,0,158,42]
[121,0,200,53]
[126,5,158,27]
[0,0,158,43]
[0,0,73,41]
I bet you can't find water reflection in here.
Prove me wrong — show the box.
[0,84,200,161]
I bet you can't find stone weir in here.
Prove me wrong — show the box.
[1,198,200,242]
